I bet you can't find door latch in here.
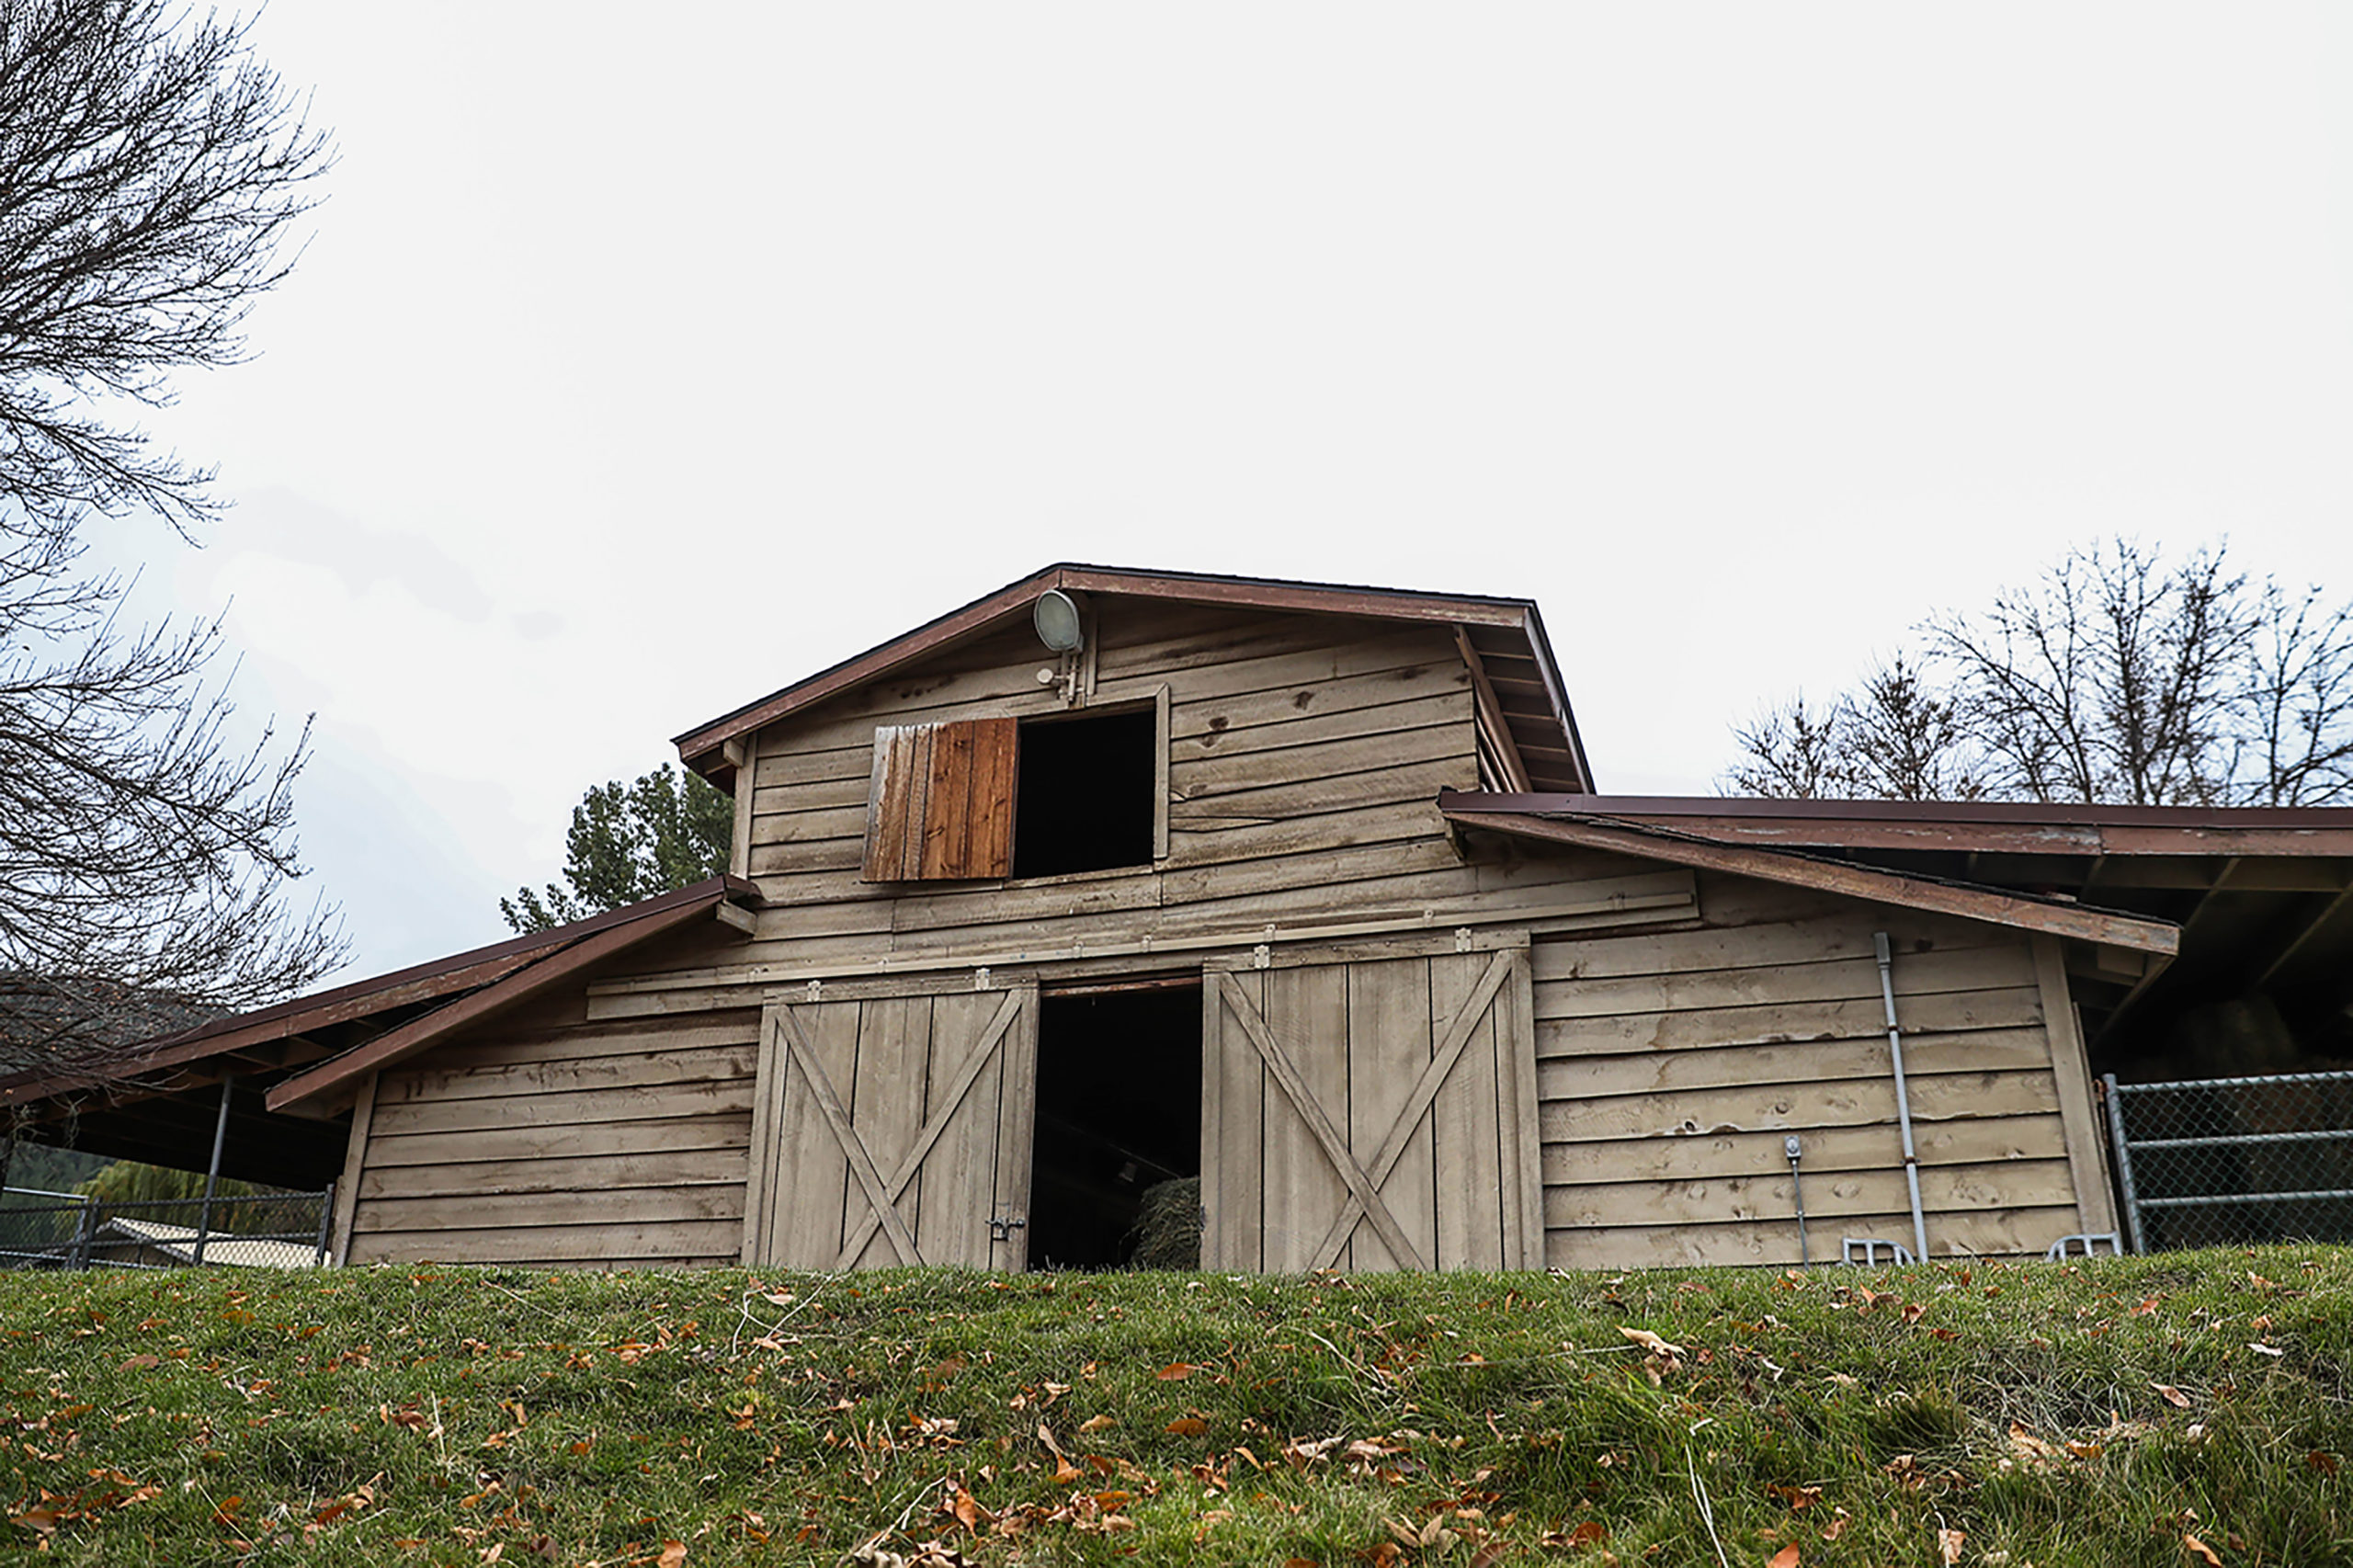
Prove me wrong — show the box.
[989,1213,1028,1243]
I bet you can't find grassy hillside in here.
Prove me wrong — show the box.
[3,1250,2349,1566]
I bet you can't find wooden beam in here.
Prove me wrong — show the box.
[2031,935,2119,1236]
[1445,809,2182,956]
[328,1073,377,1267]
[2257,882,2353,988]
[265,893,738,1112]
[1455,628,1532,794]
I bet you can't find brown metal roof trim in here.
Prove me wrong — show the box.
[1439,791,2353,857]
[1441,804,2183,955]
[672,563,1593,791]
[0,877,763,1110]
[265,886,752,1112]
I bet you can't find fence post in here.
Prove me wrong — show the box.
[313,1182,335,1267]
[71,1197,95,1270]
[193,1076,233,1267]
[2103,1074,2145,1256]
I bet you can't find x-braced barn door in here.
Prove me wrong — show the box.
[1202,942,1541,1272]
[744,981,1039,1269]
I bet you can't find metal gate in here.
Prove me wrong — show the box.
[0,1187,334,1270]
[2104,1070,2353,1252]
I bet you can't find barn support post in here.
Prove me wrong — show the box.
[193,1076,233,1267]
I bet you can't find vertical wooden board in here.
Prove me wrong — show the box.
[330,1073,379,1267]
[860,726,921,882]
[989,987,1040,1271]
[1429,952,1505,1271]
[918,991,1004,1266]
[1152,686,1172,862]
[767,1001,862,1267]
[848,994,933,1267]
[729,731,758,880]
[1259,964,1351,1272]
[1347,958,1437,1272]
[920,722,977,880]
[1503,950,1545,1268]
[965,717,1018,880]
[741,1009,785,1264]
[1206,969,1266,1271]
[2032,935,2119,1235]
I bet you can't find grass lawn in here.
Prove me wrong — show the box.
[3,1248,2350,1565]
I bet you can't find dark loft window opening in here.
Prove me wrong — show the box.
[1028,984,1200,1269]
[1012,708,1156,879]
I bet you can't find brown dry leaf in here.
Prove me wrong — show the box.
[655,1541,688,1568]
[2007,1421,2061,1461]
[119,1353,159,1370]
[2154,1383,2194,1409]
[1165,1417,1207,1437]
[1568,1519,1607,1548]
[1078,1415,1118,1434]
[1619,1327,1684,1358]
[7,1507,60,1535]
[1284,1560,1318,1568]
[1767,1546,1802,1568]
[1156,1362,1197,1381]
[2310,1451,2342,1476]
[2183,1533,2223,1566]
[1936,1527,1963,1564]
[1820,1513,1848,1542]
[1467,1545,1510,1568]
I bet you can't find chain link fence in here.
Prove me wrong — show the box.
[2105,1069,2353,1252]
[0,1188,333,1270]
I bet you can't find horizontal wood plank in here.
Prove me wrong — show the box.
[1538,1067,2060,1142]
[1536,1027,2054,1096]
[1534,942,2037,1020]
[355,1184,744,1234]
[1545,1205,2083,1268]
[1542,1158,2079,1229]
[360,1146,748,1200]
[1536,986,2046,1055]
[365,1113,753,1169]
[368,1076,755,1136]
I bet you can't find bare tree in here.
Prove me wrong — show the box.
[0,1,340,1080]
[1724,540,2353,808]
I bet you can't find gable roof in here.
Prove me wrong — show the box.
[671,562,1595,793]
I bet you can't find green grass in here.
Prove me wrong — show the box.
[3,1249,2350,1565]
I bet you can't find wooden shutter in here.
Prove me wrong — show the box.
[861,718,1017,881]
[743,981,1039,1269]
[1201,943,1540,1272]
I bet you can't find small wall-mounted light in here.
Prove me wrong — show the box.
[1033,588,1085,653]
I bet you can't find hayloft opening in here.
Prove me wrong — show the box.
[1027,981,1201,1269]
[1012,708,1157,878]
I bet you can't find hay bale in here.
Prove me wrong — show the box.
[1126,1176,1200,1270]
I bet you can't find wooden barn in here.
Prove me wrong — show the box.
[8,564,2353,1273]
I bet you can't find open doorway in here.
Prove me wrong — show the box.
[1027,979,1201,1269]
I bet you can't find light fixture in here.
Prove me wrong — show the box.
[1033,588,1085,653]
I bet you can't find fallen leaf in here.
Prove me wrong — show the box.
[2183,1533,2222,1566]
[1620,1327,1685,1358]
[1768,1546,1802,1568]
[2310,1451,2341,1475]
[7,1507,60,1535]
[1936,1526,1964,1564]
[119,1354,159,1370]
[1155,1363,1197,1381]
[1820,1513,1848,1541]
[1078,1415,1118,1433]
[1568,1519,1607,1547]
[1467,1545,1509,1568]
[2154,1383,2193,1409]
[658,1541,688,1568]
[1165,1417,1207,1436]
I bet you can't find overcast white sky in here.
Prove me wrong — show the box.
[85,4,2353,981]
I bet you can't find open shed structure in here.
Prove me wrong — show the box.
[7,564,2351,1272]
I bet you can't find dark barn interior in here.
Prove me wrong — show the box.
[1026,982,1202,1268]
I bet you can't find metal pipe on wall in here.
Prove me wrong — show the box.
[1785,1134,1810,1266]
[1873,932,1930,1262]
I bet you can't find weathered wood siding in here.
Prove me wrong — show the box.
[344,978,759,1269]
[1534,875,2107,1268]
[585,602,1691,1016]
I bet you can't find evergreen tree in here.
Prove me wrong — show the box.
[501,766,733,932]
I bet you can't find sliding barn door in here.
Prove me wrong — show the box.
[1203,943,1540,1272]
[744,982,1039,1270]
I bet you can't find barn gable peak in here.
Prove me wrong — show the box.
[672,563,1594,795]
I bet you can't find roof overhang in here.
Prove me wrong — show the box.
[672,562,1595,793]
[0,877,765,1177]
[1439,794,2184,954]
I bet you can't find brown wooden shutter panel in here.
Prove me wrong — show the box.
[862,718,1017,881]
